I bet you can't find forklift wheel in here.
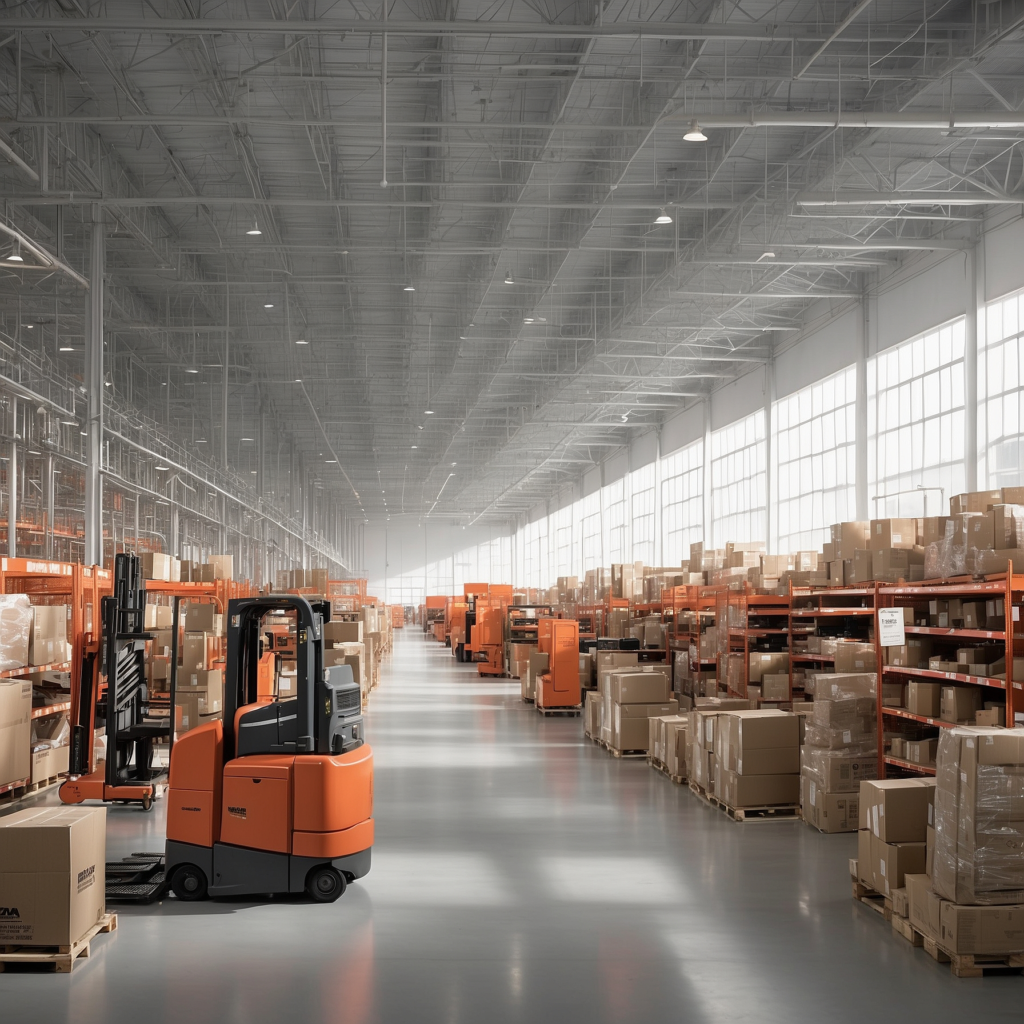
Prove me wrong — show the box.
[170,864,209,902]
[306,865,346,903]
[141,794,153,811]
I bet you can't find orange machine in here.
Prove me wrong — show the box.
[448,600,469,661]
[470,597,506,676]
[425,595,447,640]
[164,594,373,903]
[536,617,581,710]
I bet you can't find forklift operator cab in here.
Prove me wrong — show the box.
[165,596,373,903]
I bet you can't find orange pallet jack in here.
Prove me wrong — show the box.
[470,598,505,676]
[61,553,170,811]
[164,594,373,902]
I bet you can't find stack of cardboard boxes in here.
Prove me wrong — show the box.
[909,726,1024,957]
[685,697,752,795]
[142,553,234,583]
[601,666,676,754]
[857,778,934,898]
[648,714,690,779]
[801,673,879,832]
[176,601,225,733]
[323,619,368,703]
[714,709,800,811]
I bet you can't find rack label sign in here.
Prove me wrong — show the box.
[878,609,906,647]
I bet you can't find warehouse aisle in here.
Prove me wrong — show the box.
[3,633,1021,1022]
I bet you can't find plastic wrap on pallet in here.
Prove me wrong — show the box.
[0,594,33,672]
[814,672,877,700]
[800,746,877,793]
[803,723,876,751]
[923,520,967,580]
[810,696,876,729]
[933,726,1024,905]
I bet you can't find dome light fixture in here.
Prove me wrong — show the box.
[403,285,415,292]
[246,220,262,236]
[684,119,707,142]
[424,409,434,415]
[504,270,514,285]
[8,242,24,262]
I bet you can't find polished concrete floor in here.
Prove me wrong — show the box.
[3,631,1021,1021]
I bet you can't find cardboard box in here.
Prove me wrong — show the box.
[871,518,918,550]
[940,685,984,724]
[949,490,1002,515]
[990,505,1024,550]
[922,516,953,546]
[887,639,932,669]
[31,742,69,785]
[176,690,222,732]
[976,705,1007,727]
[834,642,876,673]
[718,769,799,809]
[144,604,174,631]
[29,605,68,666]
[761,673,789,702]
[141,552,171,581]
[608,669,671,705]
[905,737,938,766]
[954,512,995,551]
[719,710,799,775]
[611,701,679,751]
[906,681,942,718]
[940,903,1024,955]
[0,806,106,946]
[206,555,234,581]
[184,602,224,635]
[801,747,877,794]
[181,632,211,673]
[831,521,870,560]
[0,679,32,788]
[861,778,936,843]
[857,829,874,887]
[906,873,942,940]
[323,620,363,644]
[585,690,603,738]
[748,652,789,683]
[0,594,32,673]
[872,832,927,896]
[801,773,859,833]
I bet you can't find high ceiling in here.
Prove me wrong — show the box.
[2,0,1023,531]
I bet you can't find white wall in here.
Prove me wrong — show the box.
[364,519,512,603]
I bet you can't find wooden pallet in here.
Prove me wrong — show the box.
[521,697,535,705]
[648,758,686,785]
[923,937,1024,978]
[891,913,924,947]
[712,797,801,823]
[0,913,117,974]
[537,704,582,718]
[851,879,893,921]
[688,781,713,805]
[22,773,66,796]
[606,746,646,759]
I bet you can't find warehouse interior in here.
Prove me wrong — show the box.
[3,0,1024,1018]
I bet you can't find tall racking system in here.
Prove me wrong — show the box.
[874,571,1022,779]
[719,584,791,698]
[789,586,878,703]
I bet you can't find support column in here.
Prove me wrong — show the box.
[85,207,104,566]
[8,398,17,558]
[45,453,54,559]
[856,289,870,520]
[964,243,982,493]
[222,282,230,469]
[764,358,776,551]
[702,398,712,547]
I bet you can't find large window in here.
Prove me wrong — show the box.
[553,504,573,577]
[630,463,656,566]
[603,478,627,564]
[774,366,857,553]
[661,440,703,566]
[980,289,1024,489]
[711,411,766,545]
[581,493,602,572]
[868,318,965,518]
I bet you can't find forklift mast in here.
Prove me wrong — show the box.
[223,595,362,761]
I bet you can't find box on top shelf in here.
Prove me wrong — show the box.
[949,490,1002,515]
[871,518,919,551]
[831,522,870,560]
[0,679,31,788]
[29,605,68,666]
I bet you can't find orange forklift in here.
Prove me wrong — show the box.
[536,617,581,710]
[164,593,373,902]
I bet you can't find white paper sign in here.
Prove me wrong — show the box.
[878,608,907,647]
